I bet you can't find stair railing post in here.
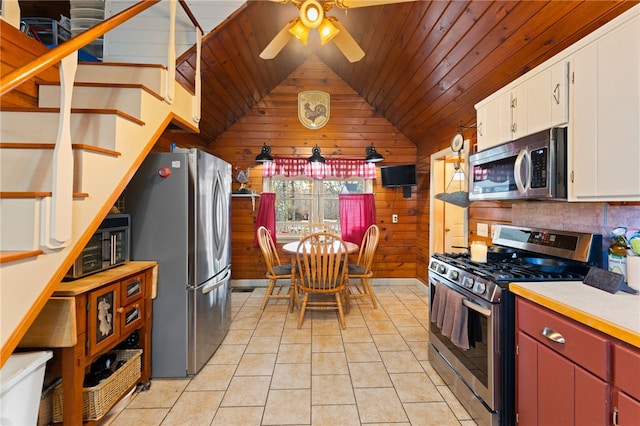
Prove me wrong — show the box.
[165,0,177,104]
[44,51,78,249]
[193,26,202,124]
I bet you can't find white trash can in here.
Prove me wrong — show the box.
[0,351,53,426]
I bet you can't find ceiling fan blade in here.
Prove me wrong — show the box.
[328,17,365,63]
[259,19,297,60]
[334,0,415,8]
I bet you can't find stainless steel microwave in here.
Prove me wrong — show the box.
[65,214,130,279]
[468,127,567,201]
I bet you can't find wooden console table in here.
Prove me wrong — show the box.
[20,261,157,425]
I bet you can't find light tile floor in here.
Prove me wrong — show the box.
[107,285,477,425]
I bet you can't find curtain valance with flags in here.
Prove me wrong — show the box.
[262,157,376,179]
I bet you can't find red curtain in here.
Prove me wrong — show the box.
[339,194,376,245]
[254,192,276,247]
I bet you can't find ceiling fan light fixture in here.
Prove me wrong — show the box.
[318,18,340,45]
[289,19,310,44]
[300,0,324,28]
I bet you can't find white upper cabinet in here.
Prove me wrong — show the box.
[475,4,639,202]
[512,60,570,140]
[475,60,569,151]
[476,91,512,151]
[568,13,640,201]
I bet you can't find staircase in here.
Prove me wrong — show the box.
[0,61,199,363]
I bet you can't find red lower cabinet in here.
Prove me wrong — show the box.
[613,342,640,425]
[516,297,612,426]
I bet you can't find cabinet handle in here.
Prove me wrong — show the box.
[613,406,619,426]
[477,122,483,137]
[117,307,125,314]
[511,123,517,133]
[553,83,561,104]
[541,326,565,344]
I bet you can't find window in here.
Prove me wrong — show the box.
[260,157,377,239]
[266,176,369,238]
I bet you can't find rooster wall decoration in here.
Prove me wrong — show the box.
[298,90,330,129]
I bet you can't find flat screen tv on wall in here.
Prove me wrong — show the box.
[380,164,417,198]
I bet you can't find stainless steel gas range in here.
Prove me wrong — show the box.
[427,224,602,426]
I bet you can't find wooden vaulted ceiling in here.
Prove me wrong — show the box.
[177,0,637,153]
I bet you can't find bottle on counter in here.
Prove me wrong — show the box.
[608,227,629,281]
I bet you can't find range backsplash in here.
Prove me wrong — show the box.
[512,202,640,266]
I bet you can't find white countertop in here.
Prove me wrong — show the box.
[510,281,640,348]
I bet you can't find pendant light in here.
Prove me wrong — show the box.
[365,143,384,163]
[308,145,325,163]
[255,143,274,162]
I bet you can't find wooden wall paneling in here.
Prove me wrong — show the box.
[206,57,417,281]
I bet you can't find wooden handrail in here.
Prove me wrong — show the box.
[178,0,204,34]
[0,0,160,96]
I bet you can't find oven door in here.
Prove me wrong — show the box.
[428,273,500,411]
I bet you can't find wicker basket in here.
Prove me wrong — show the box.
[52,349,141,422]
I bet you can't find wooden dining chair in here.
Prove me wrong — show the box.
[257,226,295,312]
[299,223,333,239]
[295,232,349,329]
[346,224,380,309]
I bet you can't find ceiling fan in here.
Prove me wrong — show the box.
[260,0,415,63]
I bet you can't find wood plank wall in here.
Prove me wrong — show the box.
[161,56,418,281]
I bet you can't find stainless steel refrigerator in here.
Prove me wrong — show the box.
[124,148,232,377]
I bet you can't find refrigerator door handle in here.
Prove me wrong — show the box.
[202,267,231,295]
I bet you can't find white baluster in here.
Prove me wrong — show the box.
[165,0,177,104]
[193,26,202,123]
[44,51,77,248]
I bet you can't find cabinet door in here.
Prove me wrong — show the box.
[570,15,640,200]
[616,390,640,426]
[575,364,609,426]
[538,343,575,425]
[516,331,538,426]
[87,282,120,356]
[550,60,569,127]
[480,92,512,150]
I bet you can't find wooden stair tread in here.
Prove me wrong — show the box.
[37,81,164,101]
[0,106,145,126]
[78,61,167,70]
[0,142,121,157]
[0,250,44,264]
[0,191,89,198]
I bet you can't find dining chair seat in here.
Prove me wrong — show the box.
[272,264,293,275]
[347,264,366,275]
[346,224,380,309]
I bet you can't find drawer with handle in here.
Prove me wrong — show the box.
[516,298,610,380]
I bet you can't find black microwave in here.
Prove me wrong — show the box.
[468,127,567,201]
[65,214,130,279]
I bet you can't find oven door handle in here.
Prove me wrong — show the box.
[462,299,492,317]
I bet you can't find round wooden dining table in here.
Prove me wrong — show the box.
[282,240,359,254]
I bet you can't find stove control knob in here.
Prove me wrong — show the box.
[464,277,475,288]
[450,270,459,281]
[438,265,447,274]
[475,282,486,295]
